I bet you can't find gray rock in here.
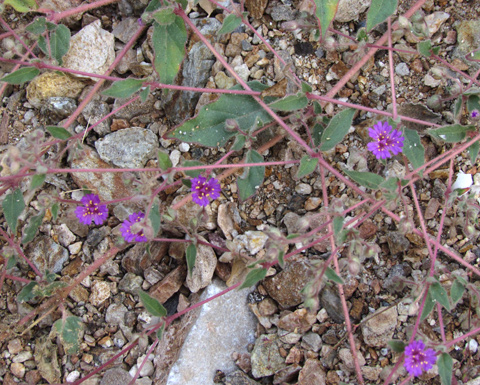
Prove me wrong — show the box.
[112,17,140,44]
[361,306,397,347]
[25,235,69,274]
[295,183,312,195]
[119,273,143,294]
[395,63,410,76]
[41,97,77,120]
[100,368,133,385]
[63,20,115,82]
[454,20,480,72]
[386,231,410,255]
[185,236,217,293]
[320,285,345,323]
[89,281,111,306]
[82,98,111,135]
[95,127,158,168]
[251,334,286,378]
[53,224,76,247]
[301,332,322,352]
[224,370,260,385]
[298,359,326,385]
[269,5,297,21]
[383,263,410,293]
[335,0,371,22]
[105,303,128,325]
[339,348,366,372]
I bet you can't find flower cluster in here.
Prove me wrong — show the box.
[191,175,221,206]
[367,121,404,159]
[120,212,148,243]
[404,340,437,377]
[75,194,108,225]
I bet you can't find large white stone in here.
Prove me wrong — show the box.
[166,279,256,385]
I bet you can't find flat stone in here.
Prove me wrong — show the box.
[229,231,269,256]
[53,224,76,247]
[112,17,140,44]
[338,348,366,372]
[217,202,241,240]
[319,285,345,323]
[185,236,217,293]
[10,362,25,379]
[121,242,168,275]
[264,259,314,308]
[95,127,158,168]
[297,359,326,385]
[149,265,187,304]
[100,368,133,385]
[89,281,111,306]
[119,273,143,294]
[26,71,86,109]
[425,198,440,219]
[361,306,398,347]
[278,308,316,333]
[63,20,115,82]
[301,332,322,352]
[82,98,111,136]
[251,334,286,378]
[386,232,410,255]
[224,370,261,385]
[25,235,69,274]
[335,0,370,22]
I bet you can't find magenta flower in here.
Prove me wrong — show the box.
[120,212,148,242]
[367,121,404,159]
[191,175,221,206]
[471,110,479,120]
[404,340,437,377]
[75,194,108,225]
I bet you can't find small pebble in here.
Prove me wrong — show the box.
[11,362,25,378]
[395,63,410,76]
[295,183,312,195]
[179,142,190,152]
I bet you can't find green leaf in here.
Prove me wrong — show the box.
[312,122,324,147]
[7,256,18,270]
[218,14,243,35]
[3,188,25,233]
[156,323,165,340]
[53,316,84,354]
[296,156,318,178]
[50,24,70,65]
[38,35,47,56]
[1,67,39,84]
[454,96,463,119]
[231,134,246,151]
[157,150,173,170]
[37,281,68,297]
[186,243,197,277]
[314,0,340,40]
[51,202,59,220]
[269,93,308,111]
[467,94,480,113]
[149,199,161,237]
[137,289,167,317]
[366,0,398,31]
[420,288,435,321]
[402,128,425,176]
[169,81,273,147]
[379,177,399,192]
[469,49,480,61]
[450,278,465,305]
[237,150,265,202]
[183,160,205,178]
[239,267,268,290]
[22,209,45,244]
[302,82,312,93]
[4,0,38,12]
[17,282,38,302]
[46,126,72,140]
[468,141,480,164]
[320,108,356,151]
[140,85,150,102]
[26,17,46,34]
[152,8,176,25]
[333,216,343,238]
[152,17,187,84]
[343,170,384,190]
[418,40,433,57]
[103,79,144,98]
[430,281,451,310]
[438,353,453,385]
[428,124,475,143]
[387,340,405,353]
[325,266,344,284]
[30,174,46,189]
[277,250,285,268]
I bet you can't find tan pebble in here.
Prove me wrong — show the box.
[305,197,322,211]
[11,362,25,378]
[8,338,23,355]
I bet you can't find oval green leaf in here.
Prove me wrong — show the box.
[4,0,38,12]
[296,156,319,178]
[50,24,70,65]
[22,209,45,244]
[320,108,356,151]
[314,0,340,40]
[102,79,144,98]
[46,126,72,140]
[237,150,265,202]
[428,124,475,143]
[269,94,308,112]
[430,281,451,311]
[343,170,384,190]
[137,289,167,317]
[1,67,39,84]
[219,14,243,35]
[186,243,197,276]
[403,128,425,176]
[366,0,398,31]
[437,353,453,385]
[2,188,25,233]
[239,267,268,290]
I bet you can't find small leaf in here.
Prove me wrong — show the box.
[431,281,451,310]
[157,150,173,171]
[53,316,84,354]
[387,339,406,353]
[237,150,265,202]
[183,160,205,178]
[333,217,344,239]
[51,202,59,220]
[239,267,267,290]
[296,156,318,178]
[50,24,70,65]
[7,256,18,270]
[451,278,465,305]
[469,49,480,61]
[366,0,398,31]
[4,0,38,12]
[232,134,246,151]
[314,0,340,40]
[149,199,161,237]
[30,174,46,189]
[418,40,433,57]
[26,17,46,34]
[46,126,72,140]
[3,188,25,233]
[137,289,167,317]
[269,93,308,111]
[153,17,187,84]
[454,96,463,119]
[1,67,39,84]
[343,170,384,190]
[186,243,197,277]
[420,289,435,321]
[156,323,165,340]
[320,108,356,151]
[22,209,45,244]
[140,86,150,102]
[325,266,344,284]
[468,141,480,164]
[103,79,144,98]
[312,122,324,147]
[402,128,425,176]
[152,7,175,25]
[302,82,313,93]
[438,353,453,385]
[277,250,285,268]
[17,282,38,302]
[428,124,475,143]
[219,14,243,34]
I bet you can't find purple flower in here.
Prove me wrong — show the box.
[367,121,405,159]
[471,110,479,120]
[404,340,437,377]
[191,175,221,206]
[120,212,148,242]
[75,194,108,225]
